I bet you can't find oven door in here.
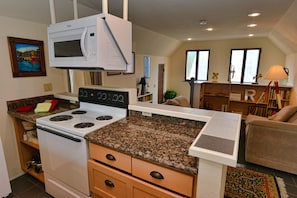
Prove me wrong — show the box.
[37,125,90,197]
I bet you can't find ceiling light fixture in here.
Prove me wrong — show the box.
[247,23,257,27]
[187,38,192,41]
[248,34,254,37]
[248,12,261,17]
[206,27,214,31]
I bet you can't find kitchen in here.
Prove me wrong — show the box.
[1,0,297,197]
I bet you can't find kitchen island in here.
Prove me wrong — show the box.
[86,102,241,198]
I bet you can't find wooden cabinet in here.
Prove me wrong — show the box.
[195,82,292,117]
[88,143,195,198]
[137,93,153,103]
[11,118,44,182]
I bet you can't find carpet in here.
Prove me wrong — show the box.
[225,167,288,198]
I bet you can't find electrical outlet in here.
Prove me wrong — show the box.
[43,83,52,92]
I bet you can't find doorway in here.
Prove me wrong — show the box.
[158,64,165,103]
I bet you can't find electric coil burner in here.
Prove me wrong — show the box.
[96,115,113,120]
[49,115,73,122]
[74,122,95,128]
[36,86,137,198]
[72,110,87,115]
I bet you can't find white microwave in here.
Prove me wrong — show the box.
[47,13,132,71]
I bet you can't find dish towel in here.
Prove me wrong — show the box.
[34,102,52,113]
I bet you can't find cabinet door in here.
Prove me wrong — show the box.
[88,160,133,198]
[89,143,132,173]
[132,158,194,197]
[131,177,184,198]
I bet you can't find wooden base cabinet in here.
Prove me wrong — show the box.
[88,143,196,198]
[88,160,184,198]
[11,117,44,182]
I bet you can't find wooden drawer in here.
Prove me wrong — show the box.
[132,158,194,197]
[89,143,132,173]
[88,160,132,198]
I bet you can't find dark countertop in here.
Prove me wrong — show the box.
[7,94,78,123]
[85,111,205,175]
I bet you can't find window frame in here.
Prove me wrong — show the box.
[184,49,210,81]
[185,49,210,81]
[228,48,261,83]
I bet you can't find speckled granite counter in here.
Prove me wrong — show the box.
[7,95,79,123]
[85,111,206,175]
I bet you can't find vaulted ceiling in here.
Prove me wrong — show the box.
[1,0,297,53]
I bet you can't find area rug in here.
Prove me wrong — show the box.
[224,167,288,198]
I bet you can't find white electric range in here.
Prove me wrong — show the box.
[36,86,136,198]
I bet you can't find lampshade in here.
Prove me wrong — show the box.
[264,65,288,81]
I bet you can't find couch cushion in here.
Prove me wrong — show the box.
[269,105,297,122]
[288,112,297,123]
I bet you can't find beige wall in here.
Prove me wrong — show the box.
[168,37,288,101]
[101,25,174,103]
[100,54,169,103]
[0,16,68,179]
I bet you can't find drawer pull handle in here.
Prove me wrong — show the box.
[106,154,116,161]
[105,180,115,188]
[150,171,164,180]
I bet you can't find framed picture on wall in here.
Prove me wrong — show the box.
[7,37,46,77]
[123,52,135,74]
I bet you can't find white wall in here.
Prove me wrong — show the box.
[0,16,68,179]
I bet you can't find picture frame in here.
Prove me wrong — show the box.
[123,52,135,74]
[7,37,46,77]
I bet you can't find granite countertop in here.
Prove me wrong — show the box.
[7,95,79,123]
[85,111,206,175]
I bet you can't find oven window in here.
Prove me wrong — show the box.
[54,40,83,57]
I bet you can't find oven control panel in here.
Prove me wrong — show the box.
[78,87,129,108]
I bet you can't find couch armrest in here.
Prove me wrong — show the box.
[247,119,297,132]
[247,120,297,135]
[245,119,297,174]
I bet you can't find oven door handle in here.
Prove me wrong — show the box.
[36,126,82,142]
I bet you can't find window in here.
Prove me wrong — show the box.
[185,50,210,81]
[229,48,261,83]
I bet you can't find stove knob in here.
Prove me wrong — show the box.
[118,95,124,103]
[82,90,88,98]
[112,94,118,102]
[97,92,102,99]
[102,93,107,100]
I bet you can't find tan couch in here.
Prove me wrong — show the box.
[163,96,191,107]
[245,105,297,174]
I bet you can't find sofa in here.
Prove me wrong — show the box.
[245,105,297,174]
[163,96,191,107]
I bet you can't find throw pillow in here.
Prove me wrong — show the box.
[174,96,191,107]
[165,99,179,106]
[270,105,297,122]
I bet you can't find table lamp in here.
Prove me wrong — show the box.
[264,65,288,109]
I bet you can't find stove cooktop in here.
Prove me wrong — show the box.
[37,86,137,137]
[36,104,126,137]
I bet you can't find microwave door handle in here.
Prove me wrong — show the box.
[80,27,88,58]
